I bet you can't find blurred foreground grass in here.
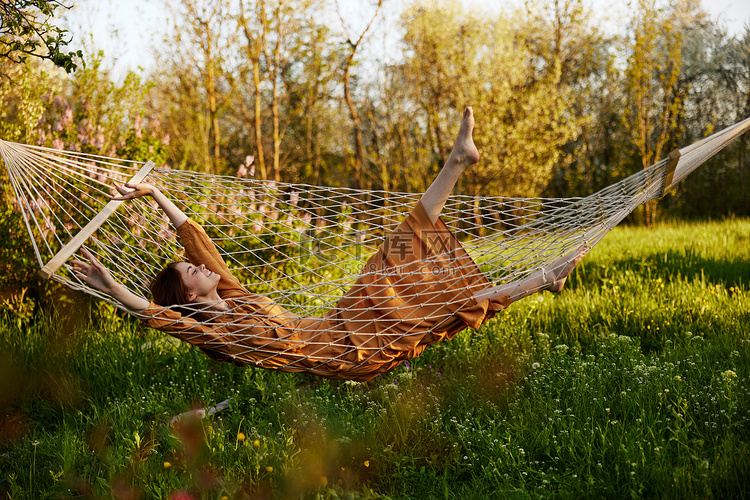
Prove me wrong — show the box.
[1,219,748,499]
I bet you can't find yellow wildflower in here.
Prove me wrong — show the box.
[237,432,246,441]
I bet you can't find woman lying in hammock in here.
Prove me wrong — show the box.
[72,108,587,381]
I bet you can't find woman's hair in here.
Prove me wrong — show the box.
[150,262,193,316]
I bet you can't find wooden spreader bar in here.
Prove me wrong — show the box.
[659,149,681,197]
[39,161,155,280]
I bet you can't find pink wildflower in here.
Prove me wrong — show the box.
[92,126,105,149]
[61,107,73,128]
[134,115,142,139]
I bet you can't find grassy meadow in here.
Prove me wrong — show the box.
[1,218,749,499]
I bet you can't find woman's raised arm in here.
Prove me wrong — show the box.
[71,248,150,312]
[112,182,188,229]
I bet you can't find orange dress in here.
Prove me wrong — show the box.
[142,201,509,381]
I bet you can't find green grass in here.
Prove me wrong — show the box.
[1,219,749,499]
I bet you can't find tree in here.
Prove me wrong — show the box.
[728,27,750,211]
[11,52,167,164]
[0,0,82,74]
[337,0,382,190]
[518,0,620,197]
[0,57,57,142]
[237,0,269,179]
[234,0,341,183]
[399,1,580,200]
[651,0,747,217]
[670,18,750,218]
[520,0,607,88]
[150,0,236,172]
[622,0,683,225]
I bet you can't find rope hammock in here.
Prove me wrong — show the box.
[1,117,749,379]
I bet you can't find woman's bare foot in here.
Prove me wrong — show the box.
[446,107,480,170]
[545,244,589,292]
[419,107,481,223]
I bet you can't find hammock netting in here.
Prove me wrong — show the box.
[1,117,749,376]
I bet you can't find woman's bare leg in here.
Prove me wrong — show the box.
[420,107,480,224]
[473,244,589,303]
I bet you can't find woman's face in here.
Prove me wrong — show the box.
[173,262,220,301]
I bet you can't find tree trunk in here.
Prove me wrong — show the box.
[339,0,381,190]
[253,59,267,179]
[473,193,484,237]
[271,1,283,183]
[240,0,267,179]
[343,52,365,189]
[206,29,220,166]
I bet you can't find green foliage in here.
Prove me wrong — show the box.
[0,179,119,329]
[0,57,170,323]
[1,219,748,498]
[0,181,90,325]
[0,187,42,321]
[0,58,58,143]
[36,52,169,159]
[393,1,583,198]
[622,0,683,171]
[0,0,82,74]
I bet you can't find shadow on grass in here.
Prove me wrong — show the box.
[578,250,750,290]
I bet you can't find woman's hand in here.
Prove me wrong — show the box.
[111,181,187,229]
[71,248,150,312]
[71,248,117,294]
[112,182,160,201]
